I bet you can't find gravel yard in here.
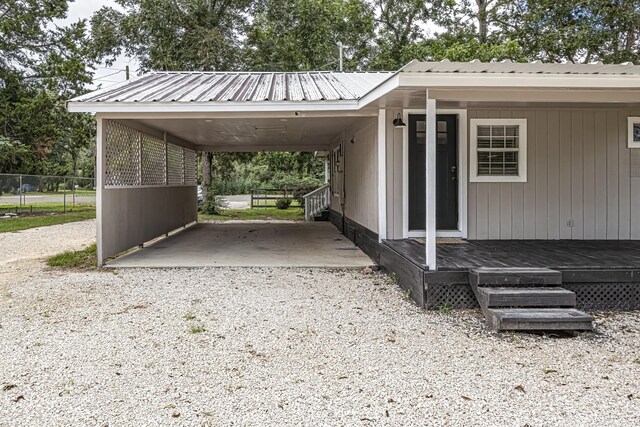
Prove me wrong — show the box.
[1,221,640,426]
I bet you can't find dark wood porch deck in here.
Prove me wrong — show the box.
[383,239,640,271]
[379,239,640,310]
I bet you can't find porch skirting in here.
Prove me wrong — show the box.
[328,213,640,311]
[328,209,380,264]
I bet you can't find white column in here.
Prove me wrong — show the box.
[324,155,329,184]
[377,109,387,242]
[96,115,105,267]
[425,92,437,269]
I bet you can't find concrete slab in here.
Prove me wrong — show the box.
[107,222,374,268]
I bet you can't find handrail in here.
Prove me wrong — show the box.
[303,183,330,221]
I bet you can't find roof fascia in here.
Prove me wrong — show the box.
[67,100,361,113]
[398,72,640,89]
[357,73,400,108]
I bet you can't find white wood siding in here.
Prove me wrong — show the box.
[385,109,405,239]
[468,108,640,240]
[329,118,379,233]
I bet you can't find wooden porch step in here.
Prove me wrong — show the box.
[470,267,562,287]
[477,287,576,308]
[485,308,594,331]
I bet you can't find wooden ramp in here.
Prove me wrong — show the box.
[470,268,594,332]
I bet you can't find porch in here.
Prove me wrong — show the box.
[379,239,640,311]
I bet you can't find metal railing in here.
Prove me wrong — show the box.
[303,184,330,221]
[0,173,95,215]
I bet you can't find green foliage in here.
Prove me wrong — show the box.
[275,198,292,210]
[47,243,97,269]
[199,187,229,215]
[246,0,375,71]
[199,207,304,222]
[0,1,97,176]
[208,151,324,195]
[91,0,253,71]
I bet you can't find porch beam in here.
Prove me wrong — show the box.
[425,92,437,270]
[197,144,331,152]
[377,109,387,242]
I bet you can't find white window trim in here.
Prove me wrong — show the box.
[628,117,640,148]
[469,118,527,183]
[401,109,468,239]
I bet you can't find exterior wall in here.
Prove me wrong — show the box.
[329,118,379,233]
[385,109,405,239]
[101,187,197,260]
[97,117,198,264]
[468,107,640,240]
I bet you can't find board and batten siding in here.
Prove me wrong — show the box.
[329,117,379,233]
[385,109,405,240]
[468,108,640,240]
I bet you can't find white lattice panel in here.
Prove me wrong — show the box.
[167,143,184,185]
[105,121,140,186]
[141,134,166,185]
[183,149,197,185]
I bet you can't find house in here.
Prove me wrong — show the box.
[68,60,640,330]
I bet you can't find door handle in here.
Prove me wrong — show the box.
[451,165,457,181]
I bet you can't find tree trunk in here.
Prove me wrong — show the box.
[476,0,488,44]
[202,152,211,203]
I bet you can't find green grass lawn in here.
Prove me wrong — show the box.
[0,210,96,233]
[47,244,97,269]
[250,199,302,208]
[200,207,304,221]
[0,202,95,214]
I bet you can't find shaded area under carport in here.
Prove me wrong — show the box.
[106,222,374,268]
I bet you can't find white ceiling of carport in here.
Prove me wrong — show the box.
[122,116,365,151]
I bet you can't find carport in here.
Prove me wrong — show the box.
[67,71,392,267]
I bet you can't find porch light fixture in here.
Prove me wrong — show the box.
[392,114,406,128]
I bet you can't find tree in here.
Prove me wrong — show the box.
[246,0,375,71]
[502,0,640,63]
[370,0,434,70]
[0,1,97,175]
[91,0,253,72]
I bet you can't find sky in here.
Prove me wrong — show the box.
[58,0,139,88]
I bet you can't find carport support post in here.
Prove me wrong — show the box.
[377,109,387,242]
[96,115,105,267]
[425,92,437,270]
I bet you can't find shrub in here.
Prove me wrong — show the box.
[275,198,292,210]
[199,186,229,214]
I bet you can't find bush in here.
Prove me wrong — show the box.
[275,198,292,210]
[199,186,229,214]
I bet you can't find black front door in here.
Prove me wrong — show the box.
[408,114,458,231]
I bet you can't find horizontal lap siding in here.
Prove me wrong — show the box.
[468,108,640,240]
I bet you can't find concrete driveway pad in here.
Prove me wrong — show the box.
[107,221,374,268]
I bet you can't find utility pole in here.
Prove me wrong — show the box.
[337,42,343,72]
[125,65,130,80]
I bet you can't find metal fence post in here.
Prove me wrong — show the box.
[18,174,23,208]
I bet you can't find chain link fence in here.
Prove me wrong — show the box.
[0,174,95,215]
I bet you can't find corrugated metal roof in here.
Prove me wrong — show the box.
[401,59,640,75]
[72,71,394,103]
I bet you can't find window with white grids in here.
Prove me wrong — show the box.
[470,119,527,182]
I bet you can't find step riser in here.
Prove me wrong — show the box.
[492,320,594,331]
[485,308,594,332]
[471,273,562,286]
[477,289,576,308]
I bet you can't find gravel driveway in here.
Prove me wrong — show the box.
[1,221,639,425]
